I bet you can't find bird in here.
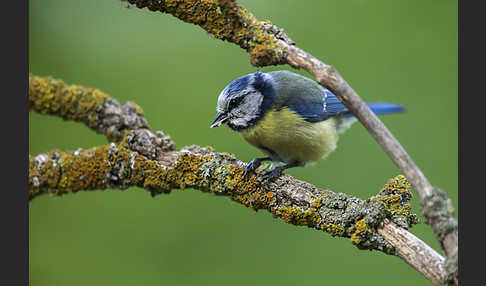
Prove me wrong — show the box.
[210,70,405,182]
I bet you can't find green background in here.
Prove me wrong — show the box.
[29,1,457,285]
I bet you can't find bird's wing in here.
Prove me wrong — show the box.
[287,89,348,123]
[268,70,348,123]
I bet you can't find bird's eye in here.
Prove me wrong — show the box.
[228,96,244,109]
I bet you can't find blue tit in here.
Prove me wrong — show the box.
[210,70,405,182]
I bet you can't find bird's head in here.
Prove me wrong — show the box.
[210,71,274,131]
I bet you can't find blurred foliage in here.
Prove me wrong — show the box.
[29,0,457,285]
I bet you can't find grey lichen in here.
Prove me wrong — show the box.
[422,187,458,248]
[443,248,458,285]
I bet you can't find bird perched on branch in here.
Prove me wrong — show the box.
[210,70,404,182]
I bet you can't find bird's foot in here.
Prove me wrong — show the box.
[244,158,263,177]
[261,167,284,182]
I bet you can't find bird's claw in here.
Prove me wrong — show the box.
[261,167,283,182]
[244,158,262,177]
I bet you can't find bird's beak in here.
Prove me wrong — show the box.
[210,112,228,128]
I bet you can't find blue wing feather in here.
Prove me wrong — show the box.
[322,90,348,115]
[288,90,347,122]
[287,103,330,122]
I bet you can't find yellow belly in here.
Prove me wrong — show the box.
[241,108,338,164]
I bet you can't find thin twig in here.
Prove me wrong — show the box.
[378,219,445,285]
[279,41,458,260]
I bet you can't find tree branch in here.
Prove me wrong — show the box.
[377,219,445,286]
[29,133,445,285]
[123,0,457,283]
[30,73,448,285]
[29,74,152,142]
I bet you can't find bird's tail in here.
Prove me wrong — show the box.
[366,102,406,115]
[336,102,405,134]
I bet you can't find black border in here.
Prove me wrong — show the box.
[459,0,482,285]
[2,0,29,285]
[9,0,475,285]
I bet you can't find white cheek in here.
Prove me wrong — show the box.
[242,94,263,116]
[231,117,247,127]
[227,92,264,127]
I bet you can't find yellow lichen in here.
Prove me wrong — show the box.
[376,175,414,216]
[129,102,145,115]
[29,74,109,123]
[203,154,212,162]
[274,206,321,227]
[311,198,322,208]
[322,223,345,237]
[350,218,372,245]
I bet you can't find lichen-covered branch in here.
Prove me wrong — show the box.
[29,73,449,285]
[29,129,447,284]
[123,0,457,281]
[29,74,152,142]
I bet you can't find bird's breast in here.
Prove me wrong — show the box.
[241,108,339,164]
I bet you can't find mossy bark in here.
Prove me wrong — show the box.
[29,74,151,142]
[30,127,420,256]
